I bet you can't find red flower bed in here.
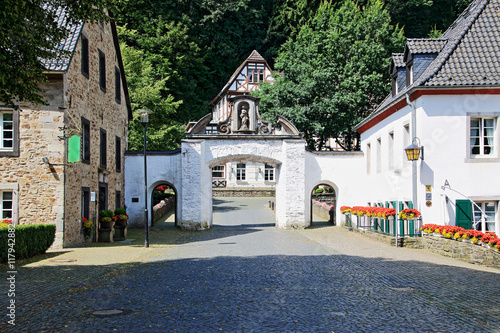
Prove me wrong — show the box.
[342,206,397,219]
[421,224,500,250]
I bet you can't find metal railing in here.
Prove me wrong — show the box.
[212,180,227,188]
[349,214,422,238]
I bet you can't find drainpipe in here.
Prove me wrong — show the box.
[406,93,418,210]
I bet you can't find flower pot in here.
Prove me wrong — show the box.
[115,219,127,226]
[433,232,443,238]
[100,220,114,229]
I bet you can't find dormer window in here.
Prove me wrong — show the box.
[390,53,405,96]
[409,64,414,84]
[392,75,398,96]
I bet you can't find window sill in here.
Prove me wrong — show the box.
[465,157,500,163]
[0,150,19,157]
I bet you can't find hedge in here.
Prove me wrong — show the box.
[0,224,56,262]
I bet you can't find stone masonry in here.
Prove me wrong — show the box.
[5,19,130,247]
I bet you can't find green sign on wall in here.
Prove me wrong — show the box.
[68,135,81,163]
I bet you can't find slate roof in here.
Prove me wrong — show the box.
[40,7,84,72]
[356,0,499,131]
[406,39,447,55]
[391,53,405,68]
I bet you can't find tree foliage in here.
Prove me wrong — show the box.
[120,41,184,151]
[255,0,405,150]
[384,0,473,38]
[0,0,116,106]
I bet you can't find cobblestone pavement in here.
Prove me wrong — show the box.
[2,197,500,332]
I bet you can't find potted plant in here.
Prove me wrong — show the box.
[99,209,115,229]
[82,217,94,241]
[114,208,129,226]
[398,209,421,220]
[340,206,351,214]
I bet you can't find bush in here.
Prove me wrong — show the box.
[99,210,114,218]
[315,188,324,194]
[114,207,127,216]
[152,191,174,206]
[0,224,55,262]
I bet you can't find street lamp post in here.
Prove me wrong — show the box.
[404,137,424,209]
[136,108,153,248]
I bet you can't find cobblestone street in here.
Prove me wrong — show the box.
[2,197,500,332]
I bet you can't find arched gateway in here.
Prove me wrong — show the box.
[180,95,308,230]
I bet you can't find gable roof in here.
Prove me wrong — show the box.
[210,50,271,106]
[355,0,499,133]
[405,38,447,56]
[40,8,132,120]
[41,7,83,71]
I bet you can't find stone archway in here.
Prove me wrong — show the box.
[180,95,308,230]
[310,180,338,226]
[150,181,178,228]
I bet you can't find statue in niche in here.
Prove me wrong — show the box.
[239,103,250,131]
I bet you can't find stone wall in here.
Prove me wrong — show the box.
[152,198,175,223]
[345,227,500,268]
[213,188,275,197]
[348,227,422,248]
[0,108,66,247]
[61,22,128,247]
[312,201,333,222]
[8,21,129,248]
[421,234,500,269]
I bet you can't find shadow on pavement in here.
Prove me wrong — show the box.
[6,253,500,332]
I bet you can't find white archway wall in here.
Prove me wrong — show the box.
[181,138,307,229]
[124,148,365,229]
[305,151,365,225]
[125,152,182,227]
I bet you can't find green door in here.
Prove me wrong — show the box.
[456,199,472,229]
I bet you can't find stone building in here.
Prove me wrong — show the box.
[0,9,132,247]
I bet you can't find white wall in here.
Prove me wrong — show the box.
[125,151,182,227]
[305,151,364,225]
[360,93,500,234]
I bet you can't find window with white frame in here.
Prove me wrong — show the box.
[388,131,394,170]
[403,124,410,160]
[473,201,497,232]
[212,165,225,178]
[0,112,13,150]
[264,164,274,181]
[366,143,371,174]
[470,117,495,157]
[376,138,382,173]
[236,163,246,181]
[248,69,264,84]
[1,191,13,220]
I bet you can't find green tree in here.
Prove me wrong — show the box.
[384,0,472,38]
[255,0,405,150]
[120,41,184,151]
[0,0,115,106]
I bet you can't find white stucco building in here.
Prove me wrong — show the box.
[354,0,500,235]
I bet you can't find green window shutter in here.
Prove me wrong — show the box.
[456,199,472,229]
[68,135,81,163]
[408,201,413,209]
